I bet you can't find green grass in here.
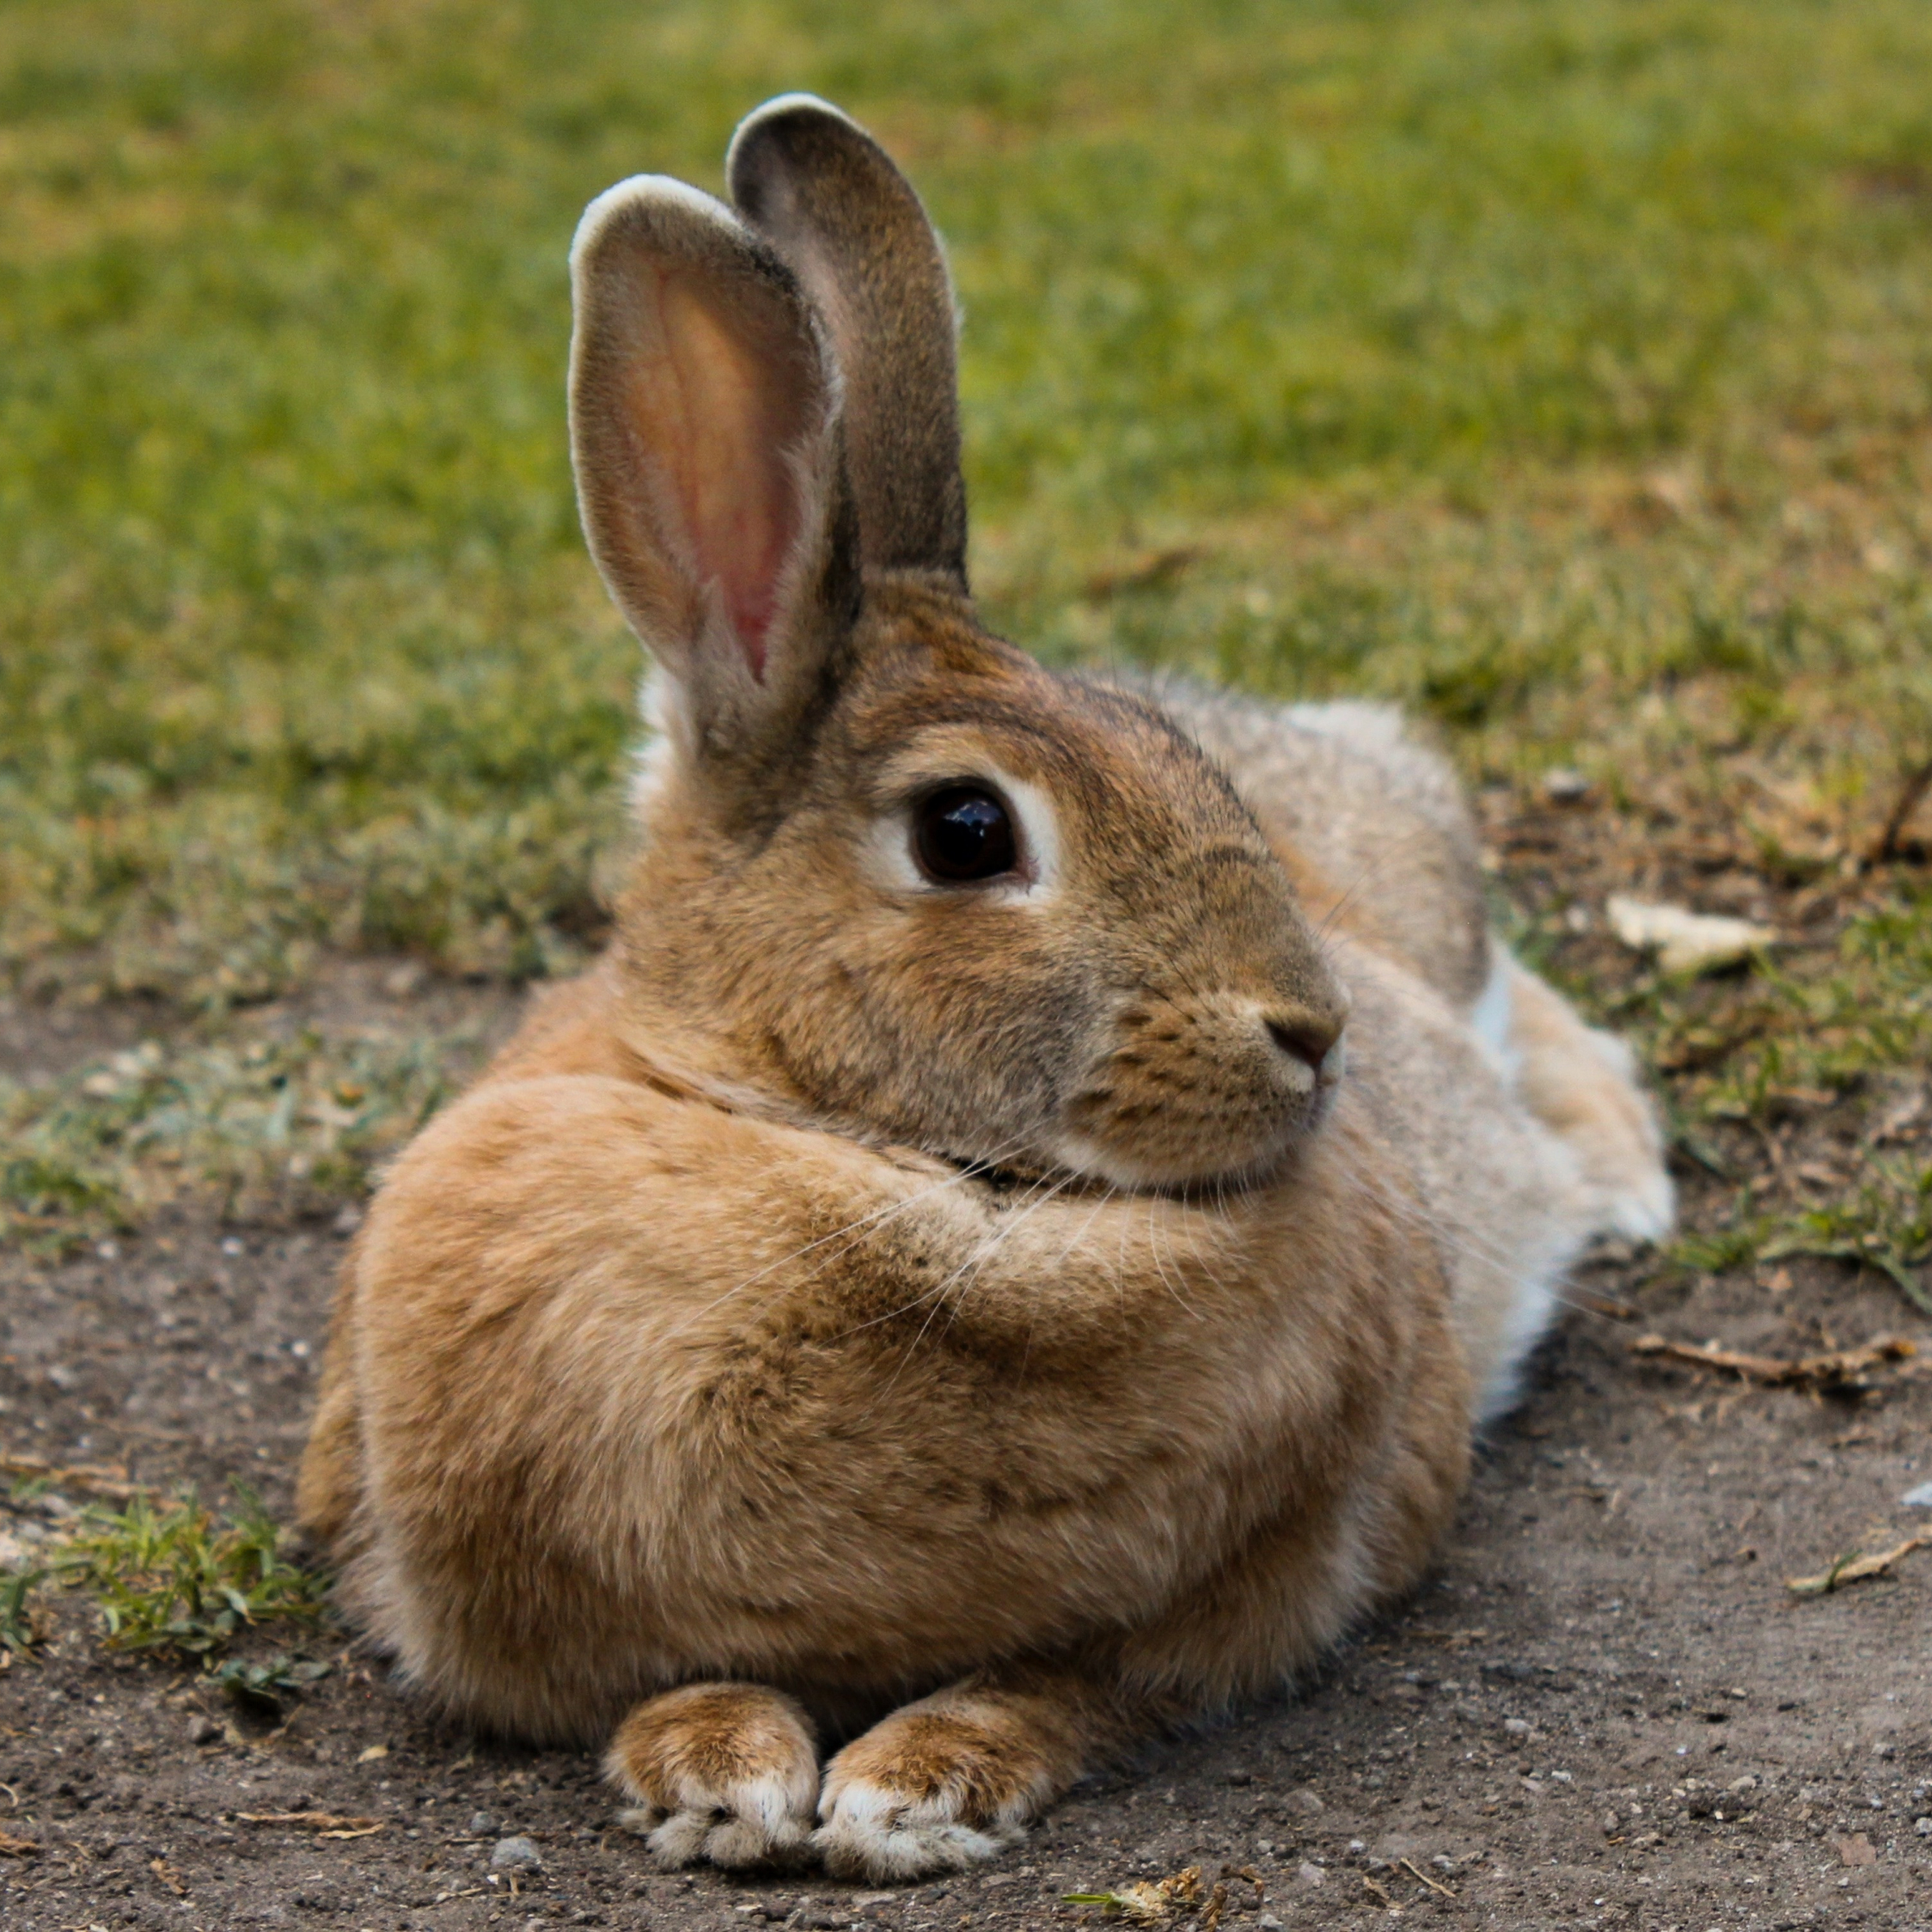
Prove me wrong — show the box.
[4,2,1932,1293]
[2,1018,487,1249]
[6,0,1932,1000]
[55,1483,330,1659]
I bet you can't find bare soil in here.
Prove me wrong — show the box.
[3,957,1929,1932]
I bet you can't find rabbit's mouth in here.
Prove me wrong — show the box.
[1047,992,1346,1192]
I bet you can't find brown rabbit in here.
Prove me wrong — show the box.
[297,95,1671,1882]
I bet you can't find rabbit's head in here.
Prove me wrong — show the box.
[572,97,1347,1190]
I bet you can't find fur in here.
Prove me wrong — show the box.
[298,94,1672,1883]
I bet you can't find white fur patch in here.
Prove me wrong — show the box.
[1597,1163,1677,1244]
[617,1766,816,1871]
[814,1775,1025,1882]
[571,172,747,273]
[1467,949,1518,1075]
[1475,1247,1566,1426]
[609,1737,818,1872]
[1282,697,1409,752]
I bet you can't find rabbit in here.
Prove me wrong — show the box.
[297,94,1672,1885]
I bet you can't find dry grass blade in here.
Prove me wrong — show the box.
[1868,755,1932,865]
[150,1856,187,1896]
[1787,1536,1929,1597]
[235,1811,382,1835]
[1063,1866,1202,1922]
[1631,1332,1916,1390]
[1402,1856,1456,1897]
[1081,546,1206,600]
[1579,1292,1640,1321]
[0,1829,39,1857]
[0,1454,140,1501]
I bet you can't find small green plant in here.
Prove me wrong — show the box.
[0,1024,479,1250]
[58,1485,330,1658]
[1760,1157,1932,1316]
[211,1652,333,1714]
[0,1564,48,1656]
[1663,1158,1932,1316]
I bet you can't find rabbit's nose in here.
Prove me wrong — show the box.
[1264,1010,1345,1078]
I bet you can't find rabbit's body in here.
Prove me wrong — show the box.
[299,98,1671,1881]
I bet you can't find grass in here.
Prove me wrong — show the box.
[3,1,1932,1294]
[1,1481,333,1678]
[52,1483,329,1659]
[2,1018,488,1250]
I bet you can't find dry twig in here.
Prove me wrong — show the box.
[1868,755,1932,865]
[0,1453,141,1501]
[1402,1856,1455,1897]
[1631,1332,1915,1391]
[236,1810,384,1839]
[1788,1536,1928,1596]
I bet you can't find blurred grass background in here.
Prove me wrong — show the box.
[5,0,1932,1269]
[4,0,1932,1003]
[11,0,1932,996]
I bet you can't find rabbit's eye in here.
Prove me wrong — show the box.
[913,786,1018,883]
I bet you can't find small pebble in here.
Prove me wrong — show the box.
[1916,1817,1931,1837]
[1258,1917,1284,1930]
[1901,1482,1932,1509]
[186,1714,222,1746]
[1294,1862,1326,1887]
[1543,767,1589,804]
[468,1812,498,1835]
[492,1835,544,1871]
[1284,1787,1324,1816]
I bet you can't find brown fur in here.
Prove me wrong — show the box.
[297,95,1671,1881]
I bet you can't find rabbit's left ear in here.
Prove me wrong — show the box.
[728,95,968,592]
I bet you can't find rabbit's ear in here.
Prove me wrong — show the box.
[727,95,967,591]
[569,176,859,767]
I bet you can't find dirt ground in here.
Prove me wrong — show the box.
[3,942,1930,1932]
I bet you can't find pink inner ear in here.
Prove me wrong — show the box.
[643,272,816,682]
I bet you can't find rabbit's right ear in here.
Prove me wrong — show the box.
[569,177,859,785]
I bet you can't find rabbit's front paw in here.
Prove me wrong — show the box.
[606,1682,819,1870]
[813,1696,1050,1882]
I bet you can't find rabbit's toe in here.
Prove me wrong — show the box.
[812,1699,1049,1882]
[605,1682,818,1870]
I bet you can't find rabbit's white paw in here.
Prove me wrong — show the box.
[606,1682,818,1870]
[812,1697,1049,1882]
[816,1777,1024,1880]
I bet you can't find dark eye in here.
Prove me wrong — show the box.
[913,786,1018,883]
